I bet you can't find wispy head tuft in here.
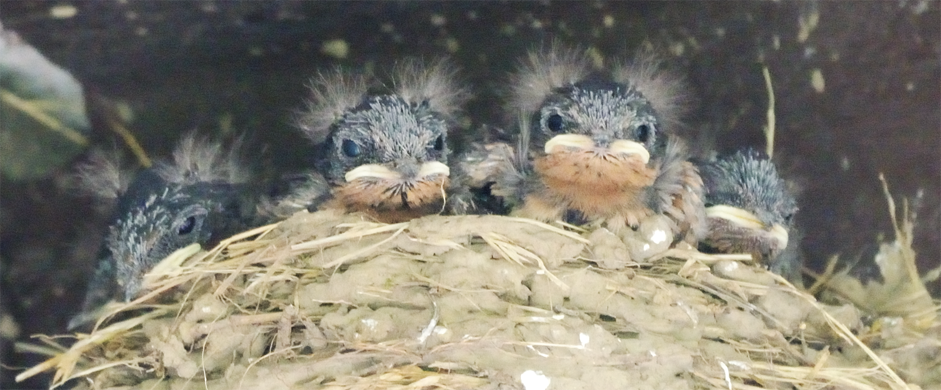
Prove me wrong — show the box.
[611,48,689,127]
[391,58,469,118]
[72,148,132,204]
[296,68,370,144]
[510,44,593,114]
[155,132,249,185]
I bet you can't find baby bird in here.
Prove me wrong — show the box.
[293,59,471,223]
[482,46,704,240]
[69,134,259,330]
[697,149,802,283]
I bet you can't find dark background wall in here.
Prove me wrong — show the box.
[1,1,938,387]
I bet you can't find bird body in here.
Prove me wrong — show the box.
[294,59,470,223]
[697,149,801,282]
[70,134,259,329]
[479,45,704,240]
[521,146,658,225]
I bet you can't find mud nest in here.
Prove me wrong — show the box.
[17,187,941,389]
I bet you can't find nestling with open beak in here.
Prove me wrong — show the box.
[294,59,471,223]
[697,149,802,283]
[478,46,704,240]
[69,134,262,330]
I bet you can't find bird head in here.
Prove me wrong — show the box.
[323,95,452,212]
[532,76,664,166]
[509,45,687,201]
[298,59,468,217]
[94,134,252,301]
[700,149,798,260]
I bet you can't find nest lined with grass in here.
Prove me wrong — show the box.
[18,183,941,389]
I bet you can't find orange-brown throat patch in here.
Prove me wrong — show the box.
[531,151,657,222]
[325,176,449,223]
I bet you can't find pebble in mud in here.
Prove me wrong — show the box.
[622,214,675,262]
[588,214,676,269]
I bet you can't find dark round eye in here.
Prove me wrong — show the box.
[636,124,652,143]
[341,139,360,157]
[177,216,197,235]
[546,114,564,132]
[433,135,444,151]
[783,213,794,224]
